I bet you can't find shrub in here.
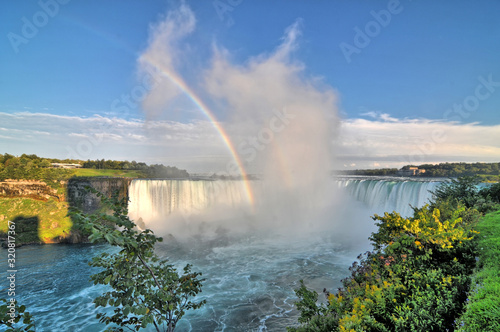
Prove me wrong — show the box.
[289,202,479,331]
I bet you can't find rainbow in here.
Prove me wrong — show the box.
[141,56,255,207]
[61,15,255,207]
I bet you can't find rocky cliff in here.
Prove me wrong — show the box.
[0,180,61,201]
[66,177,133,213]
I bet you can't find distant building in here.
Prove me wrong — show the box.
[51,163,82,169]
[396,166,426,177]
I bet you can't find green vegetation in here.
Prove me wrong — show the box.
[82,159,190,178]
[420,162,500,181]
[289,177,500,331]
[0,299,34,332]
[0,153,190,183]
[70,188,205,331]
[337,168,398,176]
[457,210,500,331]
[337,162,500,182]
[0,198,72,243]
[72,168,146,178]
[0,153,190,244]
[0,153,75,188]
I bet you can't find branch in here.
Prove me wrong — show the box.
[137,254,162,290]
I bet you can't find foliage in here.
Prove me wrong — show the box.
[0,153,74,188]
[69,188,205,332]
[337,162,500,180]
[457,210,500,331]
[289,194,481,331]
[431,176,499,214]
[82,159,189,178]
[0,298,35,331]
[336,168,398,176]
[479,182,500,204]
[431,176,482,209]
[0,153,190,184]
[419,162,500,180]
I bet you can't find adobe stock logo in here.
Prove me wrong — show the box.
[339,0,404,64]
[7,0,71,54]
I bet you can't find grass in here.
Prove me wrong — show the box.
[72,168,145,178]
[0,197,72,243]
[458,209,500,331]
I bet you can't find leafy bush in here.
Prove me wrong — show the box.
[289,201,480,331]
[431,176,499,214]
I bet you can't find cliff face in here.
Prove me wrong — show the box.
[0,180,61,201]
[66,177,133,214]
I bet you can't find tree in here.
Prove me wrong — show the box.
[70,188,205,332]
[430,176,481,209]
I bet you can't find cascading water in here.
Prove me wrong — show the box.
[128,179,249,222]
[336,177,442,217]
[129,178,442,227]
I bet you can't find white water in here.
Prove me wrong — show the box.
[336,177,441,217]
[128,177,441,227]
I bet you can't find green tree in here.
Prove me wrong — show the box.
[431,176,481,209]
[69,189,205,332]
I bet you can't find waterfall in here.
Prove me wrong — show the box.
[336,177,442,217]
[128,178,443,226]
[128,179,250,224]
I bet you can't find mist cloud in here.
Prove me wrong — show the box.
[137,4,196,118]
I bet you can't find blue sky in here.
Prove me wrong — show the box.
[1,0,500,172]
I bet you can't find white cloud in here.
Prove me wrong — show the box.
[337,116,500,168]
[0,111,228,172]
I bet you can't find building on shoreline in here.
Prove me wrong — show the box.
[396,166,426,177]
[50,163,82,169]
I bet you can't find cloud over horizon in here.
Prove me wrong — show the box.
[2,110,500,173]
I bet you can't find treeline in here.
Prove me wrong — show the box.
[337,162,500,181]
[420,162,500,179]
[82,159,189,178]
[0,153,74,185]
[289,177,500,331]
[337,168,398,176]
[0,153,190,183]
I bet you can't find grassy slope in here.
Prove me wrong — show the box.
[0,197,72,243]
[72,168,145,178]
[458,210,500,331]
